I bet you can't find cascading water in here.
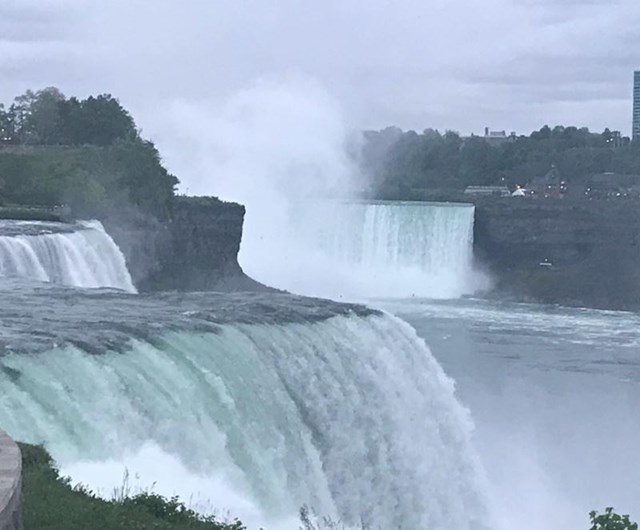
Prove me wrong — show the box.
[241,200,487,299]
[152,83,488,301]
[0,285,491,530]
[0,84,497,530]
[0,220,135,292]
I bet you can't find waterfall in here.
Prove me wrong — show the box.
[0,220,135,292]
[0,312,490,530]
[241,200,485,299]
[317,201,475,276]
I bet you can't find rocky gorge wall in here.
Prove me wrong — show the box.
[104,197,268,293]
[473,198,640,311]
[104,194,640,310]
[0,430,22,530]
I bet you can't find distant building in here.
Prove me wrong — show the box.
[634,71,640,141]
[463,127,516,146]
[463,185,511,197]
[485,127,505,137]
[483,127,516,145]
[526,167,566,198]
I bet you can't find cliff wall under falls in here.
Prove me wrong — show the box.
[474,199,640,311]
[104,197,268,292]
[106,195,640,310]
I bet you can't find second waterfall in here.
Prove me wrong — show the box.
[240,200,486,299]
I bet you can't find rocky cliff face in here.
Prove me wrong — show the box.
[474,198,640,310]
[106,195,640,309]
[104,197,268,293]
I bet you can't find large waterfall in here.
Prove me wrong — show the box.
[241,200,485,299]
[0,220,135,292]
[0,286,490,530]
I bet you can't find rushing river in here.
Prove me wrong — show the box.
[378,297,640,530]
[1,216,638,530]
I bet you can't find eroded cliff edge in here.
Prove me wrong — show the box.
[103,197,269,293]
[104,194,640,310]
[474,198,640,311]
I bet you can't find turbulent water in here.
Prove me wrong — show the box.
[241,200,487,299]
[0,280,488,530]
[0,220,135,291]
[379,297,640,530]
[1,212,637,530]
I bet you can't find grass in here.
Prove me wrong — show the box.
[19,443,245,530]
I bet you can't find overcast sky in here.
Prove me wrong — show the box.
[1,0,639,138]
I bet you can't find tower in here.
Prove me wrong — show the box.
[634,71,640,140]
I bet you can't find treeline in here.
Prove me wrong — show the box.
[0,87,136,146]
[362,125,640,199]
[0,88,178,217]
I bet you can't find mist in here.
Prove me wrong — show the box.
[147,78,487,299]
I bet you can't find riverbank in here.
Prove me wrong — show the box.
[19,443,244,530]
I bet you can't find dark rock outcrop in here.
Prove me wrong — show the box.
[474,198,640,311]
[103,197,269,293]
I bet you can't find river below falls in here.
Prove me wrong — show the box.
[377,296,640,530]
[2,276,638,529]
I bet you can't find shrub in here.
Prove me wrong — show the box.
[590,508,638,530]
[18,442,245,530]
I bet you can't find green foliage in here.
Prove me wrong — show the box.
[18,442,245,530]
[121,493,243,529]
[590,508,638,530]
[0,87,177,216]
[0,146,177,217]
[363,125,640,197]
[0,88,136,146]
[58,95,137,146]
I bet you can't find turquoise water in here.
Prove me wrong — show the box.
[0,281,486,530]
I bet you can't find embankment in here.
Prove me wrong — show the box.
[0,430,22,530]
[474,198,640,311]
[104,197,269,292]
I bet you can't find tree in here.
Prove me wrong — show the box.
[6,91,36,143]
[58,94,137,146]
[361,123,637,198]
[0,88,138,147]
[78,94,137,145]
[590,508,638,530]
[104,137,179,215]
[25,87,66,145]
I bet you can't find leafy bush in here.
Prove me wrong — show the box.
[590,508,638,530]
[19,442,245,530]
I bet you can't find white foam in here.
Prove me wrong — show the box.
[0,220,135,292]
[0,313,490,529]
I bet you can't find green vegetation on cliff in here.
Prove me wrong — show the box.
[0,88,178,217]
[363,125,640,199]
[19,443,245,530]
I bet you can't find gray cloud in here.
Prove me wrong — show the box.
[0,0,638,137]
